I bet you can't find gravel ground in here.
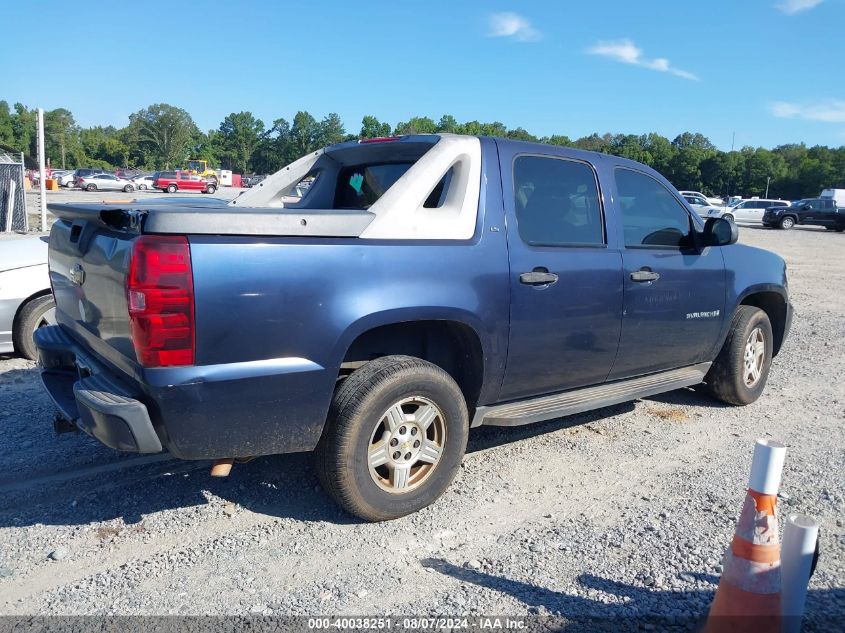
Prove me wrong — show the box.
[0,223,842,629]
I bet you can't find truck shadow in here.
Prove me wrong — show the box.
[0,382,743,529]
[419,558,841,631]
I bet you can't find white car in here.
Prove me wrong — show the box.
[679,190,724,206]
[56,172,77,187]
[0,236,54,359]
[729,199,790,224]
[76,173,135,192]
[132,175,156,190]
[682,193,728,220]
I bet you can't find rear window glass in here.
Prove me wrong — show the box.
[335,163,451,210]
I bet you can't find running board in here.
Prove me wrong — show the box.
[472,363,711,428]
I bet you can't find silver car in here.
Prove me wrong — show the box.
[682,194,732,221]
[0,236,55,359]
[76,173,135,192]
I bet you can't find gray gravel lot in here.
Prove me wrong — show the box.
[0,222,842,627]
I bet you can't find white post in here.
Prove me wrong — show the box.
[748,438,787,494]
[37,107,47,231]
[781,514,819,633]
[20,151,27,231]
[5,179,16,232]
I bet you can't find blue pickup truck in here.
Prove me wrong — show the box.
[36,135,792,521]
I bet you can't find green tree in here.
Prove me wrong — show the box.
[218,111,265,173]
[318,112,345,147]
[360,115,392,139]
[44,108,78,169]
[0,101,14,148]
[393,116,437,135]
[129,103,198,169]
[289,111,321,158]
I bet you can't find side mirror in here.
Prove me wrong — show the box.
[801,204,811,210]
[702,217,738,247]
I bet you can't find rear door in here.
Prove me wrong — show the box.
[608,167,726,379]
[498,147,623,401]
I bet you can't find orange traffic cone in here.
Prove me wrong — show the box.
[705,439,786,633]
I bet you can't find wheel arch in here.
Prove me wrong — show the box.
[738,289,789,356]
[338,317,486,414]
[11,288,52,349]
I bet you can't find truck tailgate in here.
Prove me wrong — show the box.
[48,213,137,369]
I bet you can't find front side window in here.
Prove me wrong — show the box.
[615,168,693,248]
[513,155,604,246]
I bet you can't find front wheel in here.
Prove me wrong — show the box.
[205,184,216,194]
[138,184,147,190]
[722,213,734,223]
[85,184,96,192]
[166,184,177,193]
[123,184,134,193]
[315,355,469,521]
[779,216,795,230]
[705,306,773,406]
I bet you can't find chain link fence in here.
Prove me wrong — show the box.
[0,150,28,232]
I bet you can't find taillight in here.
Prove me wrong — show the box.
[127,235,195,367]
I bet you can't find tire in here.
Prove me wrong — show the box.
[315,355,469,521]
[779,216,795,230]
[138,184,147,190]
[85,184,96,192]
[722,213,734,223]
[205,184,216,194]
[13,295,56,361]
[705,306,773,406]
[123,184,134,193]
[167,184,177,193]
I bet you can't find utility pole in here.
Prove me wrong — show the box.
[766,176,771,198]
[725,131,736,203]
[37,108,47,231]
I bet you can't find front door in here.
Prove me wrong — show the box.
[608,167,726,380]
[498,149,623,402]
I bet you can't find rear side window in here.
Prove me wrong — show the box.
[513,155,604,246]
[615,168,693,249]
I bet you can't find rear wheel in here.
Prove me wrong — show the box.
[779,216,795,230]
[167,184,177,193]
[138,184,147,190]
[13,295,56,361]
[315,355,469,521]
[722,213,734,223]
[123,184,134,193]
[205,184,217,194]
[705,306,773,406]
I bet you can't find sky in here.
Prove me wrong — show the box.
[3,0,844,150]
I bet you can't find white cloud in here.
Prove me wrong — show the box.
[777,0,824,15]
[770,100,845,122]
[487,12,541,42]
[586,39,699,81]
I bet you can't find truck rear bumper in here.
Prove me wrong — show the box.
[35,325,162,453]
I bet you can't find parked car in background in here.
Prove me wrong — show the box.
[70,168,108,187]
[680,190,724,206]
[729,199,790,225]
[115,169,142,180]
[0,236,54,360]
[764,198,844,231]
[132,174,157,190]
[243,174,268,188]
[682,194,729,221]
[153,171,217,194]
[56,172,77,187]
[820,188,845,207]
[77,174,135,192]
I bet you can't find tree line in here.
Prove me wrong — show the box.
[1,101,843,200]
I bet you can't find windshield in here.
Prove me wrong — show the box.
[791,199,811,207]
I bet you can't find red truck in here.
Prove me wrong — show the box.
[153,171,217,194]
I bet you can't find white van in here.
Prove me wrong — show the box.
[820,189,845,207]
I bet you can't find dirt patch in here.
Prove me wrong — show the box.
[647,407,689,422]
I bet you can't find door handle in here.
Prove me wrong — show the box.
[520,270,559,286]
[630,269,660,283]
